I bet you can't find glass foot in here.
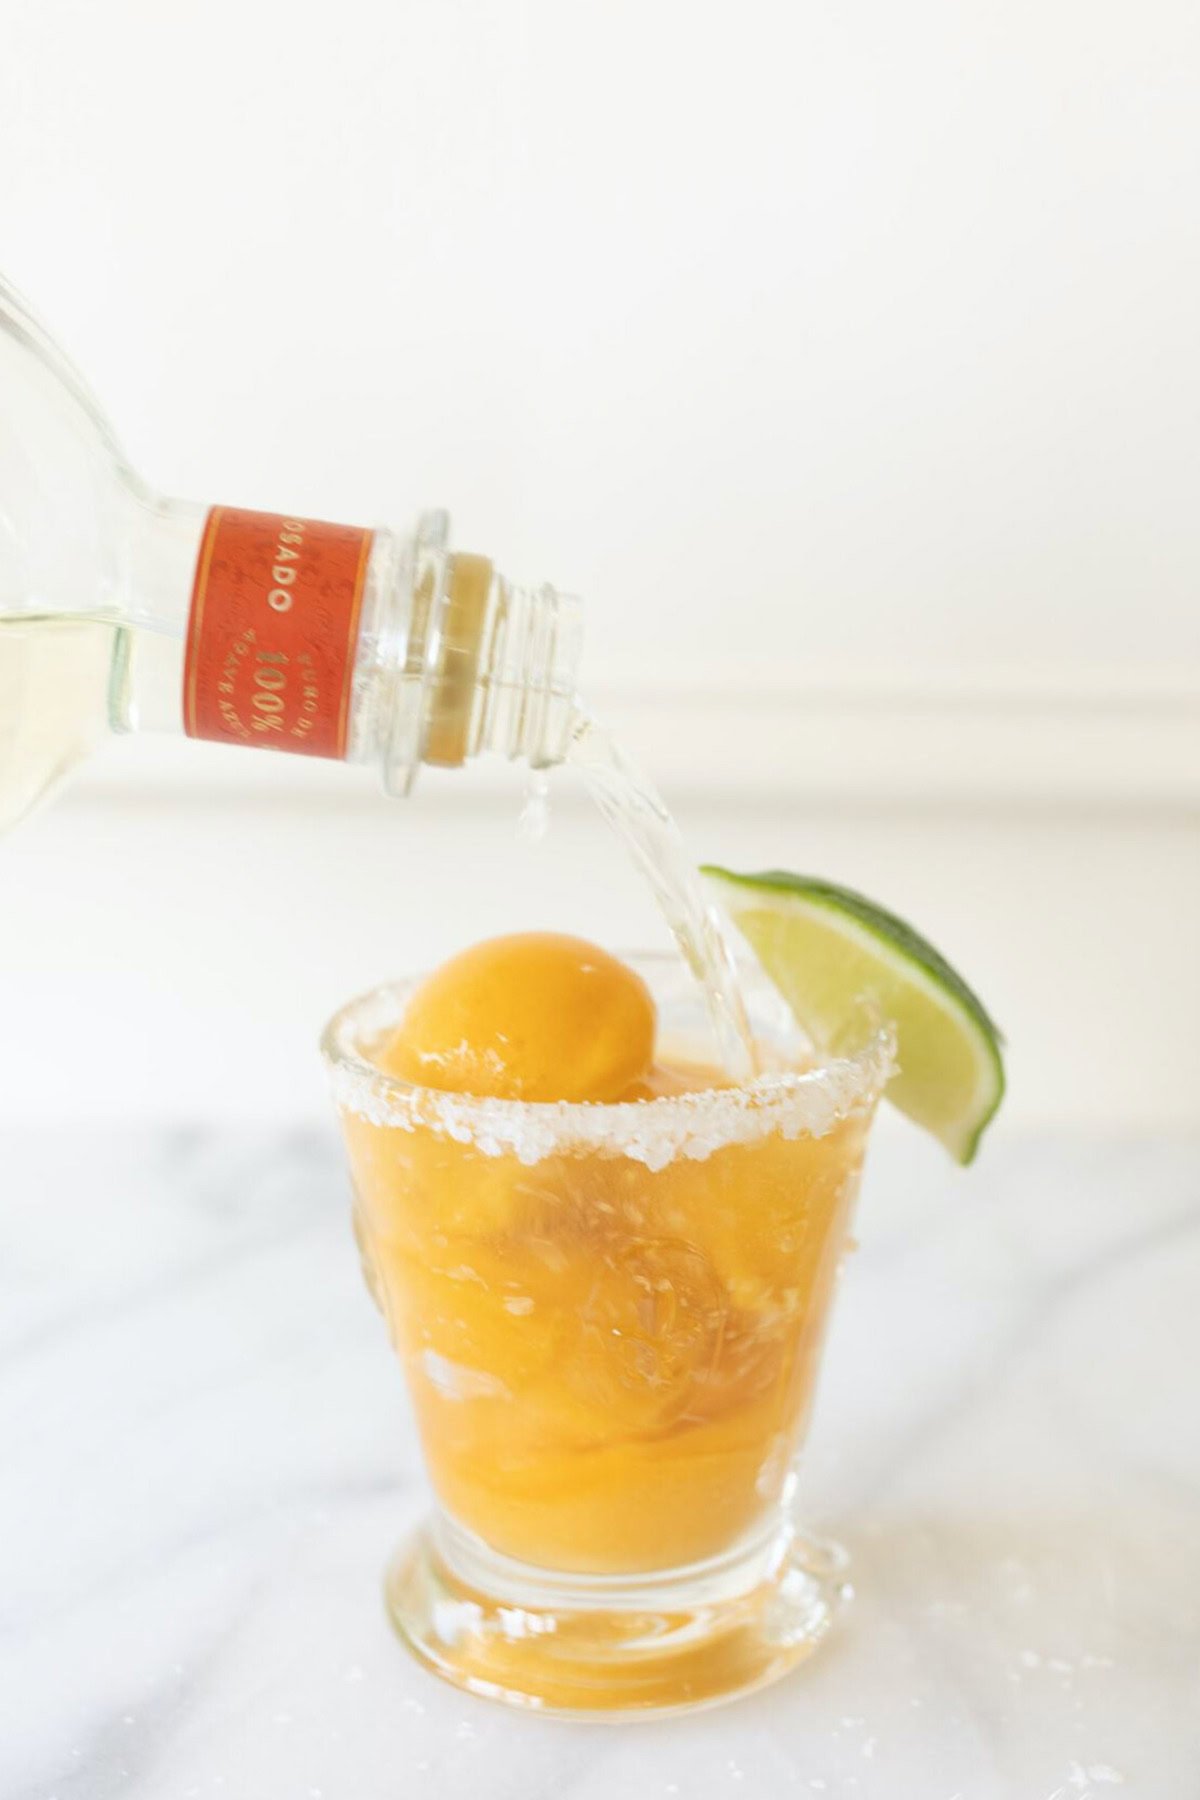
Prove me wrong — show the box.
[384,1512,850,1718]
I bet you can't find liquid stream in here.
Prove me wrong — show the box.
[566,710,757,1083]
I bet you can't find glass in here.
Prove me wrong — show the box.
[322,957,892,1716]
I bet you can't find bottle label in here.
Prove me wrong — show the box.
[183,506,373,759]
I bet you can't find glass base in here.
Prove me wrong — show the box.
[384,1511,850,1719]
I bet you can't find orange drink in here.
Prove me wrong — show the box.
[323,937,891,1714]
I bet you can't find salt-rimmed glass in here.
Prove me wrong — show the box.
[321,955,892,1717]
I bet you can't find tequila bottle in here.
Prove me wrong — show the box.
[0,275,581,830]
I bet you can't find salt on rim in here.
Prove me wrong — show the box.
[320,970,895,1172]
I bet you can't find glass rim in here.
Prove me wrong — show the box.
[320,952,894,1168]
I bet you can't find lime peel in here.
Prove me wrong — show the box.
[702,867,1005,1164]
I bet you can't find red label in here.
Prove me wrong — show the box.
[183,507,373,759]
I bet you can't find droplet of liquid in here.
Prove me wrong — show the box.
[517,771,551,844]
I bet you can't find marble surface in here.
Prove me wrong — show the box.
[2,1121,1198,1800]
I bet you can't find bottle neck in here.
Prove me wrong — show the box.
[117,494,582,792]
[374,511,584,796]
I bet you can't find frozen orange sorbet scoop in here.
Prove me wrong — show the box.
[378,932,657,1103]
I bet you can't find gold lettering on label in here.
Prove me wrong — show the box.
[266,520,304,612]
[218,696,247,738]
[251,647,288,732]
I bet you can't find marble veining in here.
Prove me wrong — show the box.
[1,1122,1198,1799]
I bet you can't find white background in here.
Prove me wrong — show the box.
[1,0,1197,1131]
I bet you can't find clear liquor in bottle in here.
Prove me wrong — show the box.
[0,275,582,831]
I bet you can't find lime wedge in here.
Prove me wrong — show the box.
[702,867,1005,1164]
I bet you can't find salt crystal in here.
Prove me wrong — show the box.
[1087,1768,1124,1786]
[329,987,892,1169]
